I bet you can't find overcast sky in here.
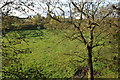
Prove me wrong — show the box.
[0,0,119,18]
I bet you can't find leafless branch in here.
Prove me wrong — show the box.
[0,1,13,9]
[101,11,113,21]
[71,1,89,18]
[48,13,62,23]
[92,42,105,48]
[96,32,112,44]
[94,2,101,15]
[20,2,37,14]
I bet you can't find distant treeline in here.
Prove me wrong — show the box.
[2,14,119,33]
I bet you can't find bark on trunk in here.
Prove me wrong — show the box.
[87,46,94,80]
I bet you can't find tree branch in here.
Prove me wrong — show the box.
[0,1,13,9]
[20,2,37,13]
[71,2,89,18]
[72,23,87,45]
[93,2,101,16]
[101,11,113,21]
[92,42,105,48]
[48,13,62,23]
[95,32,112,44]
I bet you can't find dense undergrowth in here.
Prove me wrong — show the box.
[2,28,118,79]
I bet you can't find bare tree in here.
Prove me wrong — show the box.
[1,0,119,79]
[45,1,119,80]
[0,0,37,16]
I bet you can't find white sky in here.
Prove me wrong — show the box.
[0,0,119,18]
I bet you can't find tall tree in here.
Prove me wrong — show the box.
[45,0,119,79]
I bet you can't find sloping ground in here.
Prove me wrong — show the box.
[2,29,118,79]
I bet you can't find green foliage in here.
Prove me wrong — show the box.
[93,62,105,71]
[2,18,119,78]
[2,16,21,31]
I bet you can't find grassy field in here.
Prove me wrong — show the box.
[2,29,118,79]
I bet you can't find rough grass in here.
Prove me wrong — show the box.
[2,29,118,79]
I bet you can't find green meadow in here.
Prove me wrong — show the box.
[2,28,118,79]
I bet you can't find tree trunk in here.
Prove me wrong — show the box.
[87,46,94,80]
